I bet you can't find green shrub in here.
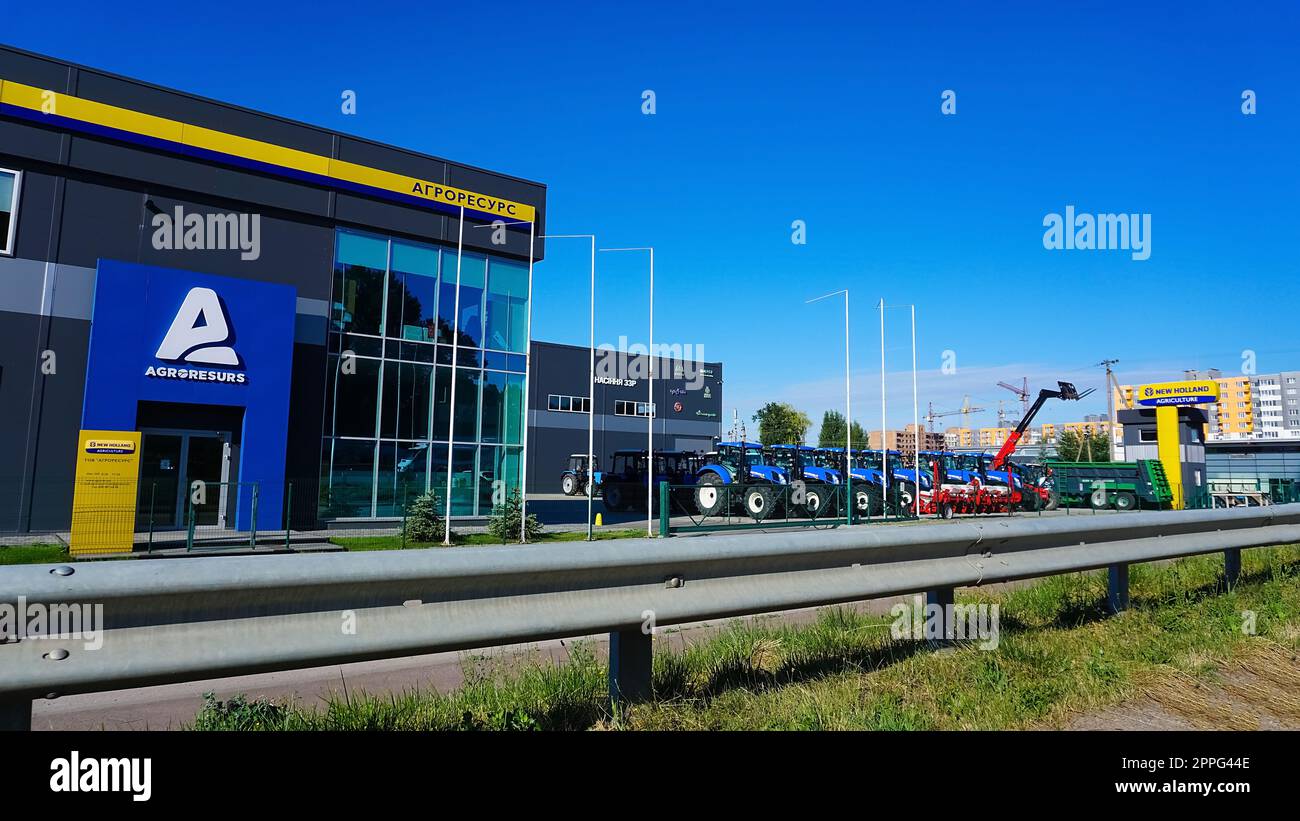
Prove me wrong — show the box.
[191,692,290,731]
[488,490,543,543]
[403,491,448,543]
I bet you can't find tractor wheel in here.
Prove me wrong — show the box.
[744,486,776,522]
[895,482,916,515]
[804,487,826,519]
[1020,489,1042,512]
[854,486,883,518]
[561,474,578,496]
[695,475,726,517]
[939,501,956,520]
[1114,491,1137,511]
[1043,490,1060,511]
[604,484,628,512]
[1089,489,1110,510]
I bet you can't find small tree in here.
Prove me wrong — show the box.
[819,410,869,448]
[403,490,448,543]
[489,489,544,543]
[753,402,812,445]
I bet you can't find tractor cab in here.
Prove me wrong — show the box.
[767,444,840,486]
[699,442,786,485]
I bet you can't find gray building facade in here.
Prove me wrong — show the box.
[525,341,723,494]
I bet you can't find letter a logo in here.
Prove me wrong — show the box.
[156,287,240,366]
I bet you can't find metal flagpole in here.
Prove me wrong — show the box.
[598,246,656,538]
[587,237,596,540]
[879,299,887,506]
[443,207,465,545]
[519,219,535,543]
[911,304,920,517]
[647,248,654,537]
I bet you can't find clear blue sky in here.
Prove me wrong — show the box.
[7,1,1298,433]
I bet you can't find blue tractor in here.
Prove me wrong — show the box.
[694,441,789,521]
[869,449,932,513]
[766,444,841,518]
[602,450,699,512]
[819,447,888,516]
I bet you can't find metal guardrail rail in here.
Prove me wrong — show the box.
[3,504,1300,729]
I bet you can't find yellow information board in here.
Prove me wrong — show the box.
[70,430,142,556]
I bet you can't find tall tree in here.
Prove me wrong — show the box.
[753,402,811,445]
[818,410,869,448]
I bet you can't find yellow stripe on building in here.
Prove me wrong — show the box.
[0,78,535,222]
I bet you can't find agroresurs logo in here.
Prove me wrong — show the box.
[145,287,248,384]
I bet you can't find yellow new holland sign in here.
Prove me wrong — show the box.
[1135,380,1220,407]
[70,430,142,555]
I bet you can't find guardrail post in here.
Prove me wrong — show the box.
[608,627,653,708]
[1224,548,1242,588]
[0,699,32,731]
[1107,563,1130,614]
[926,587,955,647]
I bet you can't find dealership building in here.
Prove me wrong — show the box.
[525,341,723,494]
[0,46,547,532]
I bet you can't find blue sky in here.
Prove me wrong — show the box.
[7,1,1298,433]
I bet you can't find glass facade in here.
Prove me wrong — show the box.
[319,229,528,518]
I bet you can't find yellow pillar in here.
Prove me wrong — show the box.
[1156,406,1183,509]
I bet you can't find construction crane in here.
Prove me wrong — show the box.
[924,395,985,434]
[997,378,1030,419]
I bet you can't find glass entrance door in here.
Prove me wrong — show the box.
[136,430,232,530]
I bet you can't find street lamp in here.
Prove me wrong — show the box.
[806,289,852,526]
[598,246,654,537]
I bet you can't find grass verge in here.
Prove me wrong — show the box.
[189,544,1300,730]
[0,544,69,565]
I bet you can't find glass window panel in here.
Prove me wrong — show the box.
[318,438,376,518]
[336,231,389,269]
[456,346,482,368]
[324,356,381,438]
[481,371,506,444]
[478,446,522,515]
[478,444,500,514]
[378,441,429,517]
[504,373,525,445]
[397,362,433,441]
[432,365,452,441]
[457,255,486,348]
[425,443,450,516]
[506,354,527,373]
[0,171,15,254]
[332,233,388,338]
[450,445,477,516]
[485,258,528,353]
[548,395,560,411]
[387,242,440,342]
[453,368,482,441]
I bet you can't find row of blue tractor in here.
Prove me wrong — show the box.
[574,441,1052,522]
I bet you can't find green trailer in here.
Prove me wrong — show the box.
[1044,459,1173,511]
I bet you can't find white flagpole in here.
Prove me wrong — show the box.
[443,207,465,545]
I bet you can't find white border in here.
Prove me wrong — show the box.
[0,168,19,256]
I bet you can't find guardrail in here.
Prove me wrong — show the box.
[3,504,1300,730]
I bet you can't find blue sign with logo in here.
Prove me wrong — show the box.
[82,259,297,529]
